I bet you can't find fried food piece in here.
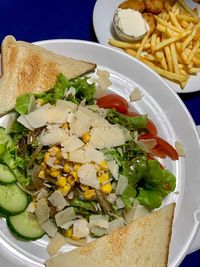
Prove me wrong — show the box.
[144,0,164,14]
[143,13,156,36]
[118,0,145,13]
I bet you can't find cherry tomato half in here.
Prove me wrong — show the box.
[97,94,128,114]
[139,133,179,160]
[125,111,158,135]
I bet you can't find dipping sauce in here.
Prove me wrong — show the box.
[113,8,149,40]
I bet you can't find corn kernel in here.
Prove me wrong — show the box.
[49,168,61,178]
[100,183,112,194]
[37,98,44,106]
[63,163,70,173]
[84,189,96,200]
[61,122,69,129]
[59,184,71,196]
[71,235,81,240]
[49,146,60,156]
[56,150,63,160]
[80,184,89,191]
[44,152,50,163]
[82,132,90,143]
[38,170,45,179]
[57,176,67,187]
[98,173,109,184]
[71,171,78,181]
[64,228,73,238]
[66,175,75,186]
[74,164,81,171]
[40,162,46,170]
[100,161,108,170]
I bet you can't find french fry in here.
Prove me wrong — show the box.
[181,29,197,51]
[164,46,173,72]
[193,8,198,16]
[178,0,198,17]
[136,32,150,59]
[155,31,190,51]
[180,76,190,89]
[187,40,200,64]
[169,12,183,30]
[164,1,172,12]
[193,56,200,67]
[143,53,156,62]
[176,14,200,23]
[150,32,157,53]
[155,16,184,33]
[108,38,150,50]
[170,43,179,73]
[180,21,189,28]
[189,67,200,74]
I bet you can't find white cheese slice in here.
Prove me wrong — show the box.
[69,118,90,137]
[129,88,143,101]
[17,115,34,130]
[85,147,104,164]
[39,128,67,146]
[47,232,67,256]
[48,190,68,211]
[41,219,58,237]
[24,109,48,128]
[55,207,76,227]
[73,219,90,238]
[69,149,87,163]
[107,160,119,180]
[175,141,186,157]
[116,175,128,195]
[61,135,84,152]
[89,215,109,229]
[89,125,125,149]
[35,198,50,225]
[78,163,99,189]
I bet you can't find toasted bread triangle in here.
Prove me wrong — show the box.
[45,203,175,267]
[0,36,96,115]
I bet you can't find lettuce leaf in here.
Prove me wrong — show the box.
[121,184,137,210]
[137,188,162,209]
[15,93,33,114]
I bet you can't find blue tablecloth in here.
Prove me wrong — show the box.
[0,0,199,266]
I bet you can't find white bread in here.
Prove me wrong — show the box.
[0,36,96,115]
[45,203,175,267]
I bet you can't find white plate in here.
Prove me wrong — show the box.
[93,0,200,93]
[0,40,200,267]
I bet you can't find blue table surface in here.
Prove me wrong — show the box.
[0,0,199,266]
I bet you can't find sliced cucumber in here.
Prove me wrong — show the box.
[0,127,12,147]
[0,163,16,184]
[7,211,45,241]
[0,183,29,216]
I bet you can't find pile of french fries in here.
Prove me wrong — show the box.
[109,0,200,89]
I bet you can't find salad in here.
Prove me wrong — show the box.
[0,70,177,253]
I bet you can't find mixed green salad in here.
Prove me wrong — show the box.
[0,71,177,248]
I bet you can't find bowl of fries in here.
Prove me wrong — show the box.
[93,0,200,93]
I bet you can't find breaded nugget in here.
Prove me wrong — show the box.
[143,13,156,36]
[118,0,145,13]
[144,0,164,14]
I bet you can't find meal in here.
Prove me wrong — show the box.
[109,0,200,89]
[0,36,179,265]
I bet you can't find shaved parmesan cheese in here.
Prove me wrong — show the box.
[129,88,143,101]
[48,191,68,211]
[78,163,99,189]
[137,138,157,152]
[56,100,77,112]
[61,135,84,152]
[64,87,76,98]
[69,119,90,137]
[24,109,48,128]
[116,197,125,209]
[69,149,87,163]
[73,219,90,238]
[107,193,117,204]
[41,219,58,237]
[107,160,119,180]
[47,232,67,256]
[39,128,67,146]
[60,220,74,230]
[89,125,126,149]
[175,141,186,157]
[26,201,36,213]
[85,147,104,164]
[55,207,76,227]
[116,175,128,195]
[89,215,109,229]
[17,115,34,130]
[37,189,48,200]
[35,198,50,225]
[106,218,125,234]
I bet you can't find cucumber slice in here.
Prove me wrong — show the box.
[0,163,16,184]
[0,127,12,147]
[0,183,29,216]
[7,211,45,241]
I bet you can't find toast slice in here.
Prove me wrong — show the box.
[0,36,96,115]
[45,203,175,267]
